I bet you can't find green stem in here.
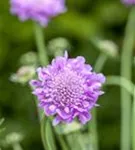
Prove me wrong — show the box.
[106,76,134,96]
[41,117,48,150]
[34,96,43,121]
[89,109,98,150]
[12,143,23,150]
[132,88,135,150]
[45,120,57,150]
[106,76,135,150]
[132,63,135,150]
[41,117,57,150]
[33,94,47,150]
[89,53,108,150]
[56,134,69,150]
[34,22,49,66]
[34,23,54,150]
[120,7,135,150]
[94,54,108,72]
[66,132,81,150]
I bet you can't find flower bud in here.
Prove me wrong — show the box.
[5,132,23,145]
[47,37,70,56]
[10,66,35,84]
[92,39,119,58]
[20,52,38,66]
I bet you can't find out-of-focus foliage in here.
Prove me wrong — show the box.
[0,0,133,150]
[0,118,5,134]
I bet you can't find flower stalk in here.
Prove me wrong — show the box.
[89,53,108,150]
[132,87,135,150]
[120,7,135,150]
[12,143,23,150]
[33,23,53,150]
[106,76,134,95]
[34,23,49,66]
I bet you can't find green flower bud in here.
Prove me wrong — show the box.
[47,37,70,56]
[10,66,35,84]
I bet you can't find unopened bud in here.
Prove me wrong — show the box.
[47,37,70,56]
[20,52,38,66]
[5,132,24,145]
[10,66,35,84]
[92,39,119,58]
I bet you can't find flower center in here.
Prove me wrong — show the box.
[52,69,84,105]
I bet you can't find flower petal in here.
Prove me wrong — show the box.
[53,116,61,126]
[79,112,92,124]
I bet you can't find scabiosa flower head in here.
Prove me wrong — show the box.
[30,52,105,125]
[10,0,66,26]
[121,0,135,5]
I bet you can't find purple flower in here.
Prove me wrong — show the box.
[30,52,106,125]
[121,0,135,5]
[10,0,66,26]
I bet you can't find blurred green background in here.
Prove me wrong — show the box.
[0,0,132,149]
